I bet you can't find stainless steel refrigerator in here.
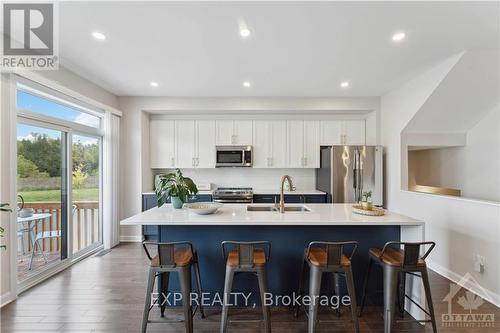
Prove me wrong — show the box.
[316,146,383,206]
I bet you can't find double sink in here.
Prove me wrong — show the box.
[246,205,311,212]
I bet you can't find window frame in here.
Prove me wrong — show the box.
[15,76,104,137]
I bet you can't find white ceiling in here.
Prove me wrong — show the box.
[58,1,499,97]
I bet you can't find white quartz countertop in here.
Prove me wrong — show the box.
[120,203,423,226]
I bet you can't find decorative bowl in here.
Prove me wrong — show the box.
[18,208,35,218]
[183,202,223,215]
[352,204,385,216]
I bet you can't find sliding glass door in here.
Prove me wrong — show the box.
[16,123,68,281]
[72,134,102,254]
[15,77,104,285]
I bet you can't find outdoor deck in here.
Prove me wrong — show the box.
[17,201,100,281]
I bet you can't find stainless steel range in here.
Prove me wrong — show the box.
[212,187,253,204]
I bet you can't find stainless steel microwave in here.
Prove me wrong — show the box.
[216,145,253,167]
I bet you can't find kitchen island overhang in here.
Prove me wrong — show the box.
[121,203,426,321]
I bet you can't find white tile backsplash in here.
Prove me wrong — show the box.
[150,168,316,191]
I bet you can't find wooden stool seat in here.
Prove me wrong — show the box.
[227,248,267,266]
[306,247,351,267]
[369,247,425,267]
[151,248,193,267]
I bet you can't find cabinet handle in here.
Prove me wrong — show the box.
[171,157,175,167]
[304,157,307,166]
[192,158,195,167]
[196,158,199,166]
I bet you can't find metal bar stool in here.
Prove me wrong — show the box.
[141,241,205,333]
[294,241,359,333]
[220,241,272,333]
[359,241,437,333]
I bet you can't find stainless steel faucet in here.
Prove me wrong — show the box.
[276,175,294,213]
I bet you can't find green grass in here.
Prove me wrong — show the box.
[18,188,99,202]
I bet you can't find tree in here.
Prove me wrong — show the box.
[17,155,49,178]
[17,133,61,177]
[72,165,88,189]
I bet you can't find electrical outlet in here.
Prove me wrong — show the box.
[474,254,485,273]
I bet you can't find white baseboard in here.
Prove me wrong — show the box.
[428,260,500,308]
[120,235,142,242]
[1,291,15,308]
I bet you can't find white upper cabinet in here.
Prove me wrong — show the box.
[215,120,234,145]
[303,120,320,168]
[150,119,175,168]
[151,116,369,169]
[252,120,270,168]
[195,120,216,168]
[270,121,287,168]
[175,120,196,168]
[216,120,253,145]
[320,119,366,145]
[287,120,320,168]
[150,119,215,169]
[320,120,343,145]
[343,120,365,145]
[234,120,253,145]
[252,120,287,168]
[287,120,304,168]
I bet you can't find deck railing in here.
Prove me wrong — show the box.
[20,201,100,254]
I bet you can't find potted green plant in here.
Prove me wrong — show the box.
[361,191,373,211]
[155,169,198,209]
[0,203,12,250]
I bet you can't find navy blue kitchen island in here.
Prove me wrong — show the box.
[121,203,425,320]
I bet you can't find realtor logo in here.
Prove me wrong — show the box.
[442,272,495,328]
[1,2,58,70]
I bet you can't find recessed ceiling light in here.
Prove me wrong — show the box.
[240,28,251,38]
[243,81,251,88]
[150,81,159,87]
[392,32,406,42]
[92,31,106,40]
[340,81,349,88]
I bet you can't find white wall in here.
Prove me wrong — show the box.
[149,168,315,192]
[35,67,119,109]
[118,96,380,240]
[408,106,500,202]
[381,53,500,306]
[0,68,118,306]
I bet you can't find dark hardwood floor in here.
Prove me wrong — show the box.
[1,242,498,332]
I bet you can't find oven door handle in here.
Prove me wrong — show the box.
[213,199,253,203]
